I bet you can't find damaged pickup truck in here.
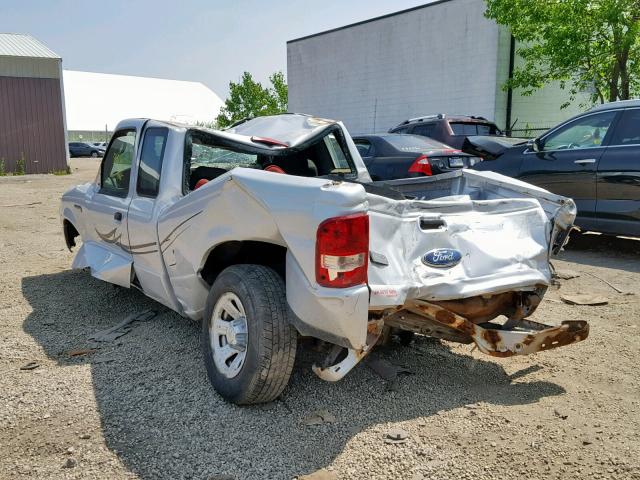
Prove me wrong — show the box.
[60,114,588,404]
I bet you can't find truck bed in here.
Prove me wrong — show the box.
[365,169,576,307]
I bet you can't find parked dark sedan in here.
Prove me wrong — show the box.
[353,134,481,180]
[474,99,640,237]
[68,142,105,158]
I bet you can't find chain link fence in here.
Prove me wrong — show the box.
[68,130,112,143]
[505,125,554,139]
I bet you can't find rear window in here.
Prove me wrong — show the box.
[449,122,500,135]
[183,127,356,193]
[383,135,449,152]
[191,142,258,169]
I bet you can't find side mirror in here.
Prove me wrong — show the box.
[528,138,542,152]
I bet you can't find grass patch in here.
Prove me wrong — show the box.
[15,154,26,176]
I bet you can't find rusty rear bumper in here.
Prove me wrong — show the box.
[390,299,589,357]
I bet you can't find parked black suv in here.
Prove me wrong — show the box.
[388,114,524,158]
[474,99,640,237]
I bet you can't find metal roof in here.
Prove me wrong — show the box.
[63,70,223,130]
[0,33,60,59]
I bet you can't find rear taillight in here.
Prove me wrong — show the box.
[408,154,433,176]
[316,213,369,288]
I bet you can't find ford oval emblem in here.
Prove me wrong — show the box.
[422,248,462,268]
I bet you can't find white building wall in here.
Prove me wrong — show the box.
[63,70,223,131]
[287,0,501,134]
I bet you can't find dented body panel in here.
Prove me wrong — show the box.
[60,114,587,381]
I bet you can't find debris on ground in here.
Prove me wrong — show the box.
[302,409,336,426]
[0,201,42,208]
[585,271,633,295]
[367,357,413,382]
[560,294,609,306]
[384,427,409,444]
[88,310,156,342]
[19,361,40,371]
[554,269,581,280]
[67,348,97,357]
[554,408,569,420]
[62,458,77,469]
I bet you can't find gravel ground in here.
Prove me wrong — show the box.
[1,159,639,480]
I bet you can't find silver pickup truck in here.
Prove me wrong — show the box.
[60,114,588,404]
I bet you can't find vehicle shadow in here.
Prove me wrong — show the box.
[22,270,565,480]
[559,232,640,273]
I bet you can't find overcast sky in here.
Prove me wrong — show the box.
[2,0,429,98]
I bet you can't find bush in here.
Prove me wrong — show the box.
[15,154,26,175]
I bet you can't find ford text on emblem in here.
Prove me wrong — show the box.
[422,248,462,268]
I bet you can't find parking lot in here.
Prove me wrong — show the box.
[1,159,639,480]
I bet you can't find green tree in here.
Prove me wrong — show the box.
[216,71,288,128]
[485,0,640,106]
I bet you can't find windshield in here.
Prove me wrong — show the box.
[383,135,450,152]
[449,122,501,136]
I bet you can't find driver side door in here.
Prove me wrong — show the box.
[518,110,619,222]
[81,128,138,287]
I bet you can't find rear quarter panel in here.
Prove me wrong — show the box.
[157,168,371,348]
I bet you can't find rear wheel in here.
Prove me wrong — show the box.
[201,264,297,404]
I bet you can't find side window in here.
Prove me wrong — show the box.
[542,111,617,151]
[354,139,373,157]
[609,109,640,146]
[449,123,478,135]
[393,126,409,134]
[100,129,136,196]
[137,127,168,197]
[412,124,436,138]
[323,132,350,170]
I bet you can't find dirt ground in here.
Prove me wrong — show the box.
[1,159,639,480]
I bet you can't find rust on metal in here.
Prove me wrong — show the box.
[386,298,588,357]
[430,288,546,324]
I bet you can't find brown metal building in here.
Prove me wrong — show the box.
[0,33,68,174]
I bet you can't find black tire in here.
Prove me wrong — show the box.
[90,151,98,158]
[201,264,297,404]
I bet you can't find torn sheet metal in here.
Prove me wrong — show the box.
[71,242,132,288]
[395,299,589,357]
[312,320,383,381]
[367,169,577,308]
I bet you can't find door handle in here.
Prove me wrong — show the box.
[114,212,123,222]
[574,159,596,165]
